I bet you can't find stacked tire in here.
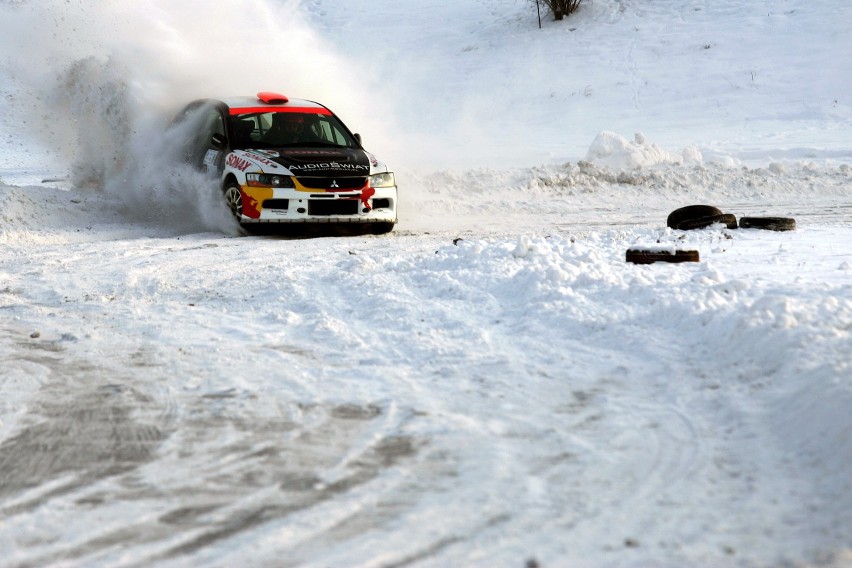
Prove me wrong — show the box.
[666,205,737,230]
[739,217,796,231]
[667,204,796,232]
[626,248,699,264]
[628,205,797,265]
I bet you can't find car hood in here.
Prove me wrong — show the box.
[240,147,381,176]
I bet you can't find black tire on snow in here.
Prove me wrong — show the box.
[677,213,738,230]
[739,216,796,231]
[666,205,723,229]
[626,248,700,264]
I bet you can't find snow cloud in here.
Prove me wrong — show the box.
[0,0,378,232]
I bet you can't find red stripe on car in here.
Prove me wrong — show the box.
[229,107,332,115]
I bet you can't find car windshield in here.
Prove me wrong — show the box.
[229,111,358,149]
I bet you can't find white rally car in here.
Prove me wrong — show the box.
[176,92,397,234]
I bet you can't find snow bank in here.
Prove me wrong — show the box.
[585,131,703,169]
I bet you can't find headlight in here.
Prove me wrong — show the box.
[246,173,294,188]
[369,172,396,188]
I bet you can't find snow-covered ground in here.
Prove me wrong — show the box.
[1,1,850,567]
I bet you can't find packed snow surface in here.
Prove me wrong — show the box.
[1,0,851,567]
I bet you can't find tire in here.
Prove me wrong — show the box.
[677,213,738,230]
[626,248,700,264]
[666,205,722,229]
[223,182,243,221]
[739,216,796,231]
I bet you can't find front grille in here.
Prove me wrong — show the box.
[309,199,359,216]
[297,177,368,190]
[262,199,289,210]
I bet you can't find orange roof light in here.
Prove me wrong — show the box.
[257,92,289,104]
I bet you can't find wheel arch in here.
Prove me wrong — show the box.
[223,172,240,190]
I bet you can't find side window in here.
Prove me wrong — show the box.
[230,115,256,148]
[177,104,224,167]
[203,109,225,147]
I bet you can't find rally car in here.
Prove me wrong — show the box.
[175,92,397,234]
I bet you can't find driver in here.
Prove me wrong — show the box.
[262,112,308,145]
[278,113,305,137]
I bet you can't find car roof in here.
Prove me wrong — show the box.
[219,94,331,115]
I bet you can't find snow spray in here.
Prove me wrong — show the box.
[0,0,376,233]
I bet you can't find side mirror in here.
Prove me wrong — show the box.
[211,133,226,149]
[354,133,362,146]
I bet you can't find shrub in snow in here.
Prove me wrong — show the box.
[535,0,582,21]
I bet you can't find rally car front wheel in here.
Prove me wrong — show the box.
[223,182,243,220]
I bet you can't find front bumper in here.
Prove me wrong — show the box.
[238,185,398,224]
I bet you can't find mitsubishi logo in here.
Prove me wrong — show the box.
[330,180,339,188]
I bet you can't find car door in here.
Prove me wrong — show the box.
[198,106,228,175]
